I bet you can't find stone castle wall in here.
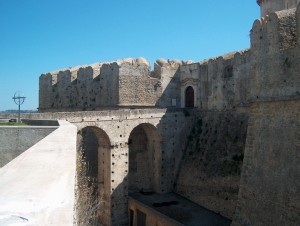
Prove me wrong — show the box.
[35,2,300,226]
[39,58,187,112]
[250,8,300,100]
[173,5,300,225]
[39,62,120,111]
[175,111,248,219]
[232,100,300,226]
[231,7,300,226]
[258,0,300,17]
[179,50,251,110]
[39,51,253,113]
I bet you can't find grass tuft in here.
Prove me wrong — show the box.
[0,122,28,126]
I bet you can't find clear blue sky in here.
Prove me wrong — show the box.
[0,0,259,111]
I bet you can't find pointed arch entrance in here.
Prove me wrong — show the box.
[128,123,162,194]
[76,126,111,226]
[185,86,195,107]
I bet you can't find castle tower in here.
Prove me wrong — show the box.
[257,0,300,17]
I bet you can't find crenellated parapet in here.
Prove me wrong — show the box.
[251,8,297,53]
[39,58,188,112]
[39,4,300,113]
[40,59,155,112]
[39,62,112,111]
[249,6,300,102]
[257,0,300,17]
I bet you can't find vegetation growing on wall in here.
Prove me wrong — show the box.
[185,115,247,177]
[0,122,28,126]
[175,112,248,219]
[75,129,100,226]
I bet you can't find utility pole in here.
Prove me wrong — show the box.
[12,91,26,123]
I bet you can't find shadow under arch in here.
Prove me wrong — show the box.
[76,126,111,226]
[128,123,162,194]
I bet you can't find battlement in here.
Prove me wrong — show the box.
[257,0,300,17]
[39,4,300,113]
[39,58,187,112]
[41,58,151,85]
[249,6,300,101]
[251,7,298,53]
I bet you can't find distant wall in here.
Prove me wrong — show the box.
[180,50,251,111]
[39,58,167,112]
[39,62,120,111]
[39,58,193,112]
[0,126,57,167]
[175,111,248,219]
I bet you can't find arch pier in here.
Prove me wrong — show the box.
[67,108,191,226]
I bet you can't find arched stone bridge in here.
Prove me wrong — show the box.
[28,108,192,225]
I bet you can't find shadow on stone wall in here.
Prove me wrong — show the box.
[74,108,249,225]
[174,111,249,219]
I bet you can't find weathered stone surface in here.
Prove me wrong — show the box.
[39,58,185,112]
[258,0,300,17]
[19,1,300,226]
[175,111,248,219]
[232,100,300,226]
[179,51,251,110]
[14,109,193,225]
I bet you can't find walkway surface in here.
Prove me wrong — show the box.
[130,192,232,226]
[0,120,77,226]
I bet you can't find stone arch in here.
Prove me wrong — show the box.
[185,86,195,107]
[128,123,162,194]
[76,126,111,226]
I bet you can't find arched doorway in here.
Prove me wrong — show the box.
[76,126,111,226]
[128,124,162,194]
[185,86,195,107]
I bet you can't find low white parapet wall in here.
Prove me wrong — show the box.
[0,120,77,226]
